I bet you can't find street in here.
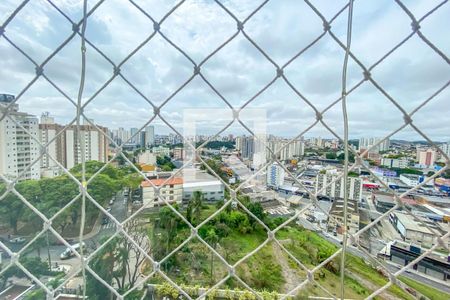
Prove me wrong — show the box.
[0,190,129,281]
[319,230,450,294]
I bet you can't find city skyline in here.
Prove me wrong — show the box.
[4,100,450,144]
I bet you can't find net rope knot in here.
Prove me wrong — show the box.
[411,20,421,32]
[403,114,413,125]
[237,21,244,31]
[276,67,283,78]
[113,66,121,76]
[315,111,323,121]
[35,66,44,76]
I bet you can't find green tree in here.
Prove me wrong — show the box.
[161,164,174,171]
[0,193,26,234]
[200,159,228,182]
[190,191,204,225]
[88,223,152,298]
[325,152,337,159]
[204,228,219,283]
[247,202,266,228]
[348,171,359,177]
[337,152,355,163]
[157,206,180,270]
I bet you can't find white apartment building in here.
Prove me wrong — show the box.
[64,124,109,170]
[381,157,409,169]
[39,113,65,177]
[0,94,40,180]
[173,147,185,160]
[137,150,157,165]
[266,162,285,188]
[145,125,155,148]
[315,173,363,201]
[152,145,170,157]
[267,139,304,161]
[440,141,450,157]
[358,137,390,153]
[40,115,109,173]
[308,137,323,148]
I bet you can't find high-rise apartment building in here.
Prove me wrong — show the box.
[358,137,390,153]
[236,136,255,160]
[39,113,66,177]
[266,162,285,188]
[130,127,139,144]
[380,157,409,169]
[39,114,109,174]
[64,124,109,170]
[145,125,155,148]
[315,173,363,201]
[268,139,304,161]
[440,141,450,158]
[140,131,146,148]
[417,148,437,167]
[308,137,323,148]
[0,94,40,180]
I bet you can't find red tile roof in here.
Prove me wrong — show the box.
[141,177,183,187]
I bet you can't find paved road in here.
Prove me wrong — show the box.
[88,191,128,244]
[1,191,128,271]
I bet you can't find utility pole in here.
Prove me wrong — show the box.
[46,231,52,270]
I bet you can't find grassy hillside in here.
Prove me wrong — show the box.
[140,201,440,300]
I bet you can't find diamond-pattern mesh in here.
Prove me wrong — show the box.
[0,0,449,299]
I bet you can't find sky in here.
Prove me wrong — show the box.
[0,0,449,141]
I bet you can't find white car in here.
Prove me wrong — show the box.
[60,242,86,260]
[109,199,114,205]
[9,237,26,244]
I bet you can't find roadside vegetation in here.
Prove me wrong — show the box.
[399,276,450,300]
[0,161,141,238]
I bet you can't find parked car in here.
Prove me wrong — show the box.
[102,217,109,225]
[60,242,86,260]
[9,237,26,244]
[106,206,112,212]
[109,199,114,205]
[0,250,11,259]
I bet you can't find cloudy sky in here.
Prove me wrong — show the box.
[0,0,449,141]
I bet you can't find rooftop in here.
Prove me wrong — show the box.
[394,212,435,235]
[141,177,183,187]
[330,198,358,215]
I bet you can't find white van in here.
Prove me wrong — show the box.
[60,242,85,260]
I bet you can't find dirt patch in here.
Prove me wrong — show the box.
[271,242,302,293]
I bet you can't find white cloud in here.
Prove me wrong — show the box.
[0,0,449,140]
